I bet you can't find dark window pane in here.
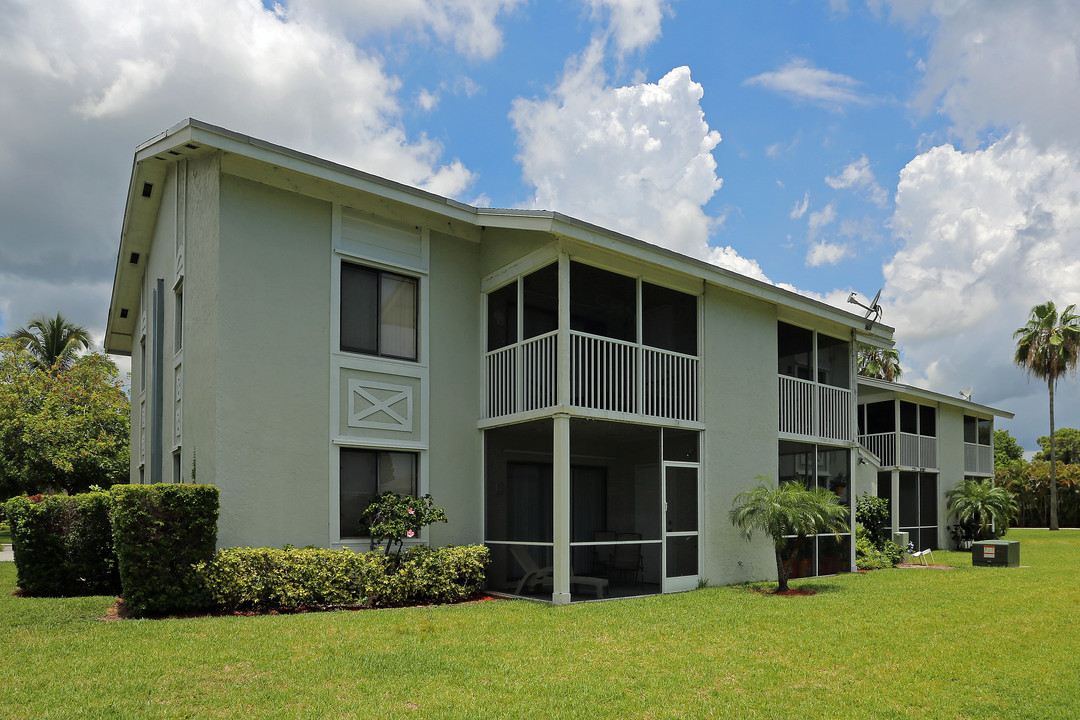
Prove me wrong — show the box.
[920,405,936,437]
[642,282,697,355]
[663,428,699,462]
[898,472,918,526]
[665,467,698,532]
[866,401,895,434]
[876,472,892,507]
[978,418,992,445]
[341,263,379,354]
[816,333,850,388]
[380,452,417,496]
[484,421,553,544]
[858,404,866,435]
[340,448,378,538]
[523,263,558,339]
[920,473,936,526]
[487,282,517,351]
[571,466,608,544]
[778,322,813,379]
[964,416,977,443]
[666,535,698,578]
[900,401,917,434]
[570,261,636,342]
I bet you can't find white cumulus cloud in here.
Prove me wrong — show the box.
[825,155,888,207]
[884,130,1080,421]
[790,190,810,219]
[583,0,671,54]
[510,45,724,262]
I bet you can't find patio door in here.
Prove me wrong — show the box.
[662,464,700,592]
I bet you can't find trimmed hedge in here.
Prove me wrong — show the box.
[110,483,219,617]
[3,492,119,596]
[198,544,489,612]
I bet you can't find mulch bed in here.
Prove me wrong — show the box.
[752,587,818,597]
[897,563,956,570]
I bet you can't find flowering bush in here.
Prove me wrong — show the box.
[361,493,448,559]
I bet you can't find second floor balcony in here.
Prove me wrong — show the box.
[485,329,699,422]
[858,431,938,469]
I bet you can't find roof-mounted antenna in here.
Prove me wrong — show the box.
[959,387,973,401]
[847,289,883,331]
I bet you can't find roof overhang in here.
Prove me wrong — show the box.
[856,377,1014,419]
[105,118,896,354]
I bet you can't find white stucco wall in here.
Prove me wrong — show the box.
[701,286,779,586]
[213,173,332,549]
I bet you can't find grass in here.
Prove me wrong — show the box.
[1,528,1078,719]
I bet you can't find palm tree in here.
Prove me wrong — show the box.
[945,478,1018,541]
[857,344,903,382]
[6,313,92,373]
[729,477,849,592]
[1014,301,1080,531]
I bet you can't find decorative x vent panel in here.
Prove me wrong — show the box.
[347,379,413,432]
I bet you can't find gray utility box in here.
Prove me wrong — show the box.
[972,540,1020,567]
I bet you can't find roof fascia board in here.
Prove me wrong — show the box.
[856,377,1014,418]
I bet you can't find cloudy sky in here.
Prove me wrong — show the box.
[2,0,1079,451]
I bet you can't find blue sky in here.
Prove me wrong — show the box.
[3,0,1080,451]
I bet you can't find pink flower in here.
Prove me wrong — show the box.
[406,530,415,538]
[407,508,414,515]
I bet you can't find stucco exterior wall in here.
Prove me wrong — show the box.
[701,285,779,585]
[214,173,331,548]
[426,229,483,545]
[937,404,966,546]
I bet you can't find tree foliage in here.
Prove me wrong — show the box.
[945,477,1018,541]
[996,459,1080,528]
[1013,300,1080,530]
[857,344,903,382]
[729,477,849,592]
[0,339,130,498]
[993,429,1025,468]
[1034,428,1080,465]
[5,313,92,373]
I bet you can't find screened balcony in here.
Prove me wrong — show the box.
[857,400,938,469]
[777,323,852,442]
[484,261,699,423]
[963,415,993,474]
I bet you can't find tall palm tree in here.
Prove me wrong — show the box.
[1014,300,1080,531]
[945,477,1018,541]
[6,313,92,372]
[857,344,903,382]
[729,477,849,592]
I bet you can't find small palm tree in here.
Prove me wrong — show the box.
[6,313,92,373]
[945,477,1018,541]
[1014,301,1080,531]
[730,477,849,592]
[857,344,903,382]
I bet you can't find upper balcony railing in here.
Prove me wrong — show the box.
[484,330,699,422]
[858,432,938,469]
[778,375,851,442]
[964,442,994,475]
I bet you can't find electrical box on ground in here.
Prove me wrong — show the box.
[972,540,1020,567]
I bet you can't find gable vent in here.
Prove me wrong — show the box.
[141,183,153,198]
[129,252,141,265]
[119,308,129,319]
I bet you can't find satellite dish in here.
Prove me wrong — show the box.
[959,387,973,401]
[847,289,883,330]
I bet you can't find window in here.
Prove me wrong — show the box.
[174,286,183,352]
[139,336,146,392]
[570,261,636,342]
[173,451,182,484]
[964,416,991,445]
[485,263,558,352]
[643,282,697,355]
[339,448,418,538]
[340,262,418,360]
[777,322,813,380]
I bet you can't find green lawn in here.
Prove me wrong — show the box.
[2,528,1078,719]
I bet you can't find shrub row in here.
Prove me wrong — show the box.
[110,484,219,616]
[198,544,489,612]
[3,492,120,596]
[854,526,906,570]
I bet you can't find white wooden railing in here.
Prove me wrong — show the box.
[778,375,851,442]
[964,443,993,475]
[858,432,938,468]
[484,330,699,421]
